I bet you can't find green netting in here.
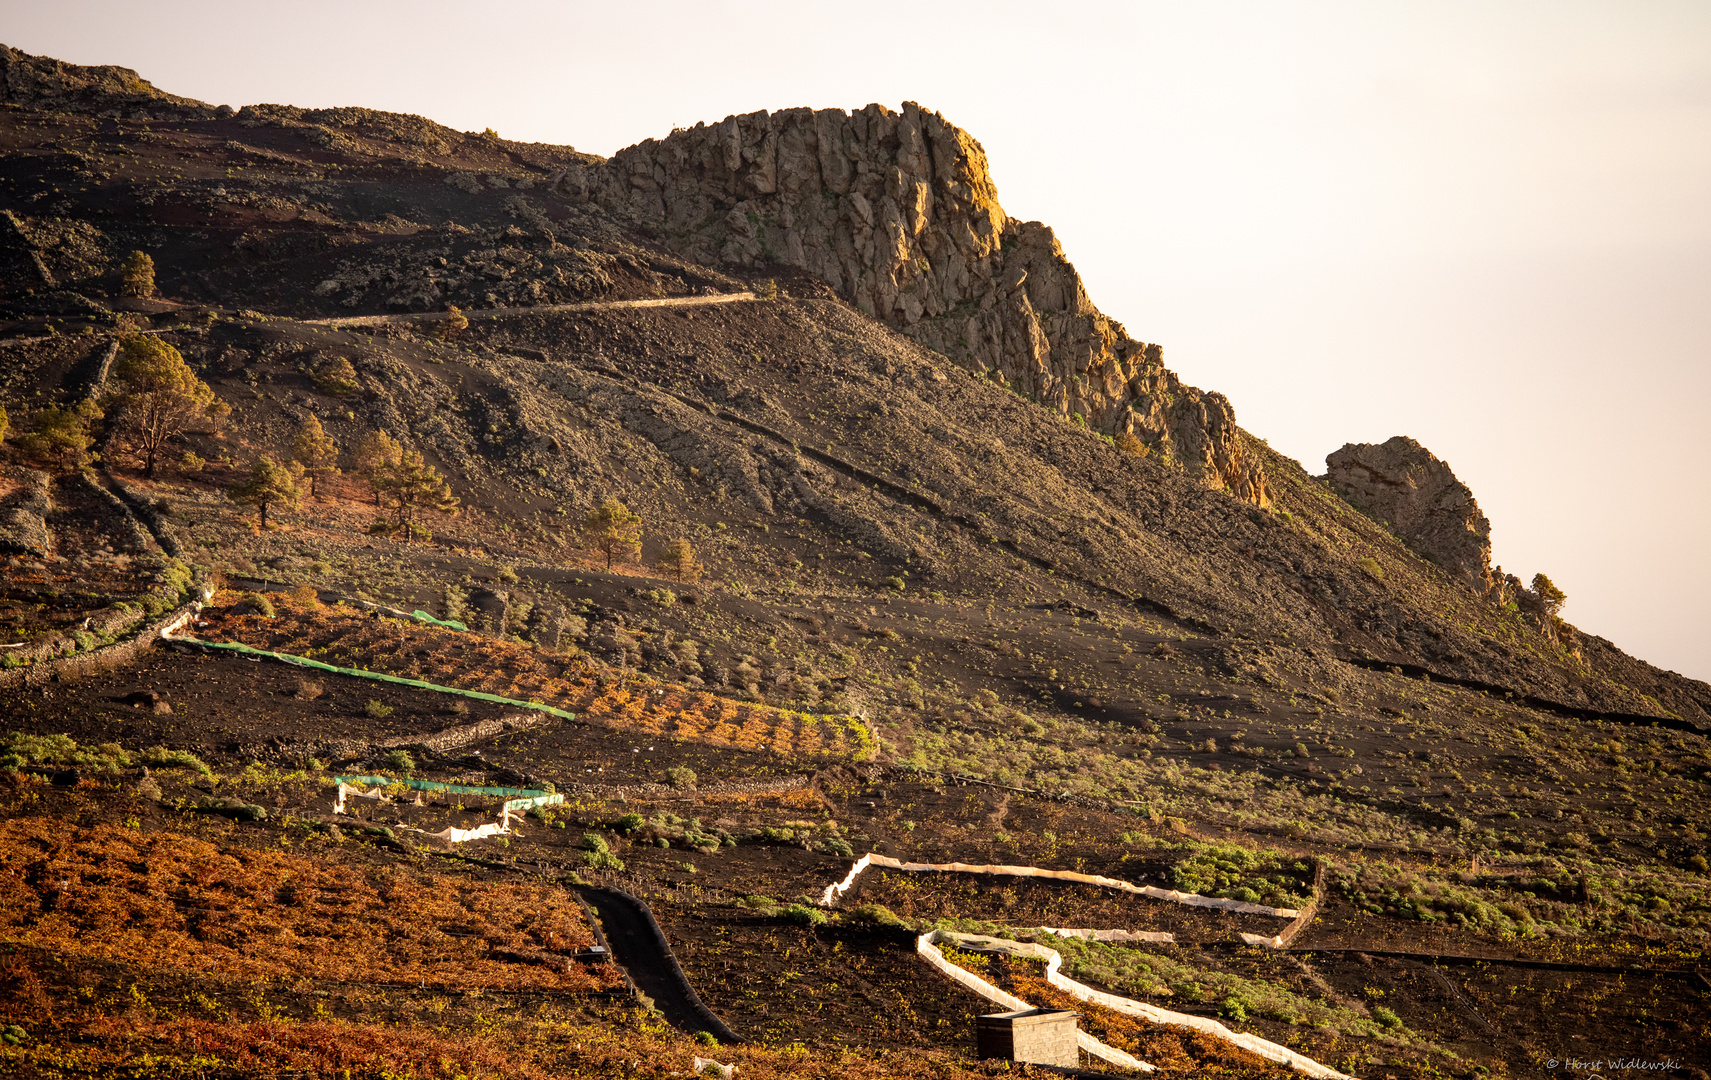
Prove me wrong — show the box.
[177,637,576,721]
[335,776,551,799]
[334,775,564,817]
[410,609,468,632]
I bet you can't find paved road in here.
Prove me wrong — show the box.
[302,290,758,327]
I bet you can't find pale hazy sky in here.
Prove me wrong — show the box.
[10,1,1710,680]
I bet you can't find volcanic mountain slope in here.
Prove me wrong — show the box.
[1,42,1710,1079]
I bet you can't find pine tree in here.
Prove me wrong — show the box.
[1531,573,1567,617]
[583,497,643,570]
[437,305,469,341]
[378,449,459,540]
[353,430,403,507]
[312,357,361,396]
[119,250,155,297]
[230,455,302,530]
[105,335,228,477]
[291,414,339,498]
[655,537,703,582]
[18,401,102,471]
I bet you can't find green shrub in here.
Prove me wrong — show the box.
[138,745,213,779]
[612,812,646,834]
[1171,843,1311,908]
[843,903,909,929]
[364,699,394,719]
[246,592,275,618]
[385,749,415,774]
[1372,1005,1402,1029]
[1,732,146,774]
[817,836,855,858]
[780,903,827,927]
[664,765,697,789]
[580,832,626,870]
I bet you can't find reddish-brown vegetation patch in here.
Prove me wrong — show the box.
[195,598,866,759]
[0,818,618,992]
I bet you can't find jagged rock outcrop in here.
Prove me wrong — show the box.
[559,102,1269,506]
[1326,436,1491,587]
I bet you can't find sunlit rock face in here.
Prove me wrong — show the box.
[562,102,1270,506]
[1326,436,1493,587]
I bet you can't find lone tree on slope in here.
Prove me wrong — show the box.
[377,449,458,540]
[1531,573,1567,618]
[353,430,403,507]
[291,414,340,498]
[230,455,302,530]
[119,250,155,297]
[105,335,228,478]
[655,537,703,582]
[311,356,361,396]
[583,497,643,570]
[437,305,469,341]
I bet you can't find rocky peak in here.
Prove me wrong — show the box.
[1325,436,1492,587]
[0,43,218,117]
[560,102,1269,506]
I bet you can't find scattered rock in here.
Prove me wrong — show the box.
[121,689,173,714]
[191,796,267,822]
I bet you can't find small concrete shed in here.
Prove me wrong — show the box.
[975,1007,1080,1067]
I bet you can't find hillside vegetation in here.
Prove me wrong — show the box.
[0,42,1706,1079]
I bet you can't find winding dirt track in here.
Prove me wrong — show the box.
[301,291,758,327]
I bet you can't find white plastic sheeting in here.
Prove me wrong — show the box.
[332,782,388,816]
[924,930,1357,1080]
[916,930,1154,1073]
[331,782,562,844]
[415,822,510,843]
[821,853,1298,918]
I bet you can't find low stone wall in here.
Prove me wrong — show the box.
[78,472,157,553]
[0,595,203,689]
[103,471,183,558]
